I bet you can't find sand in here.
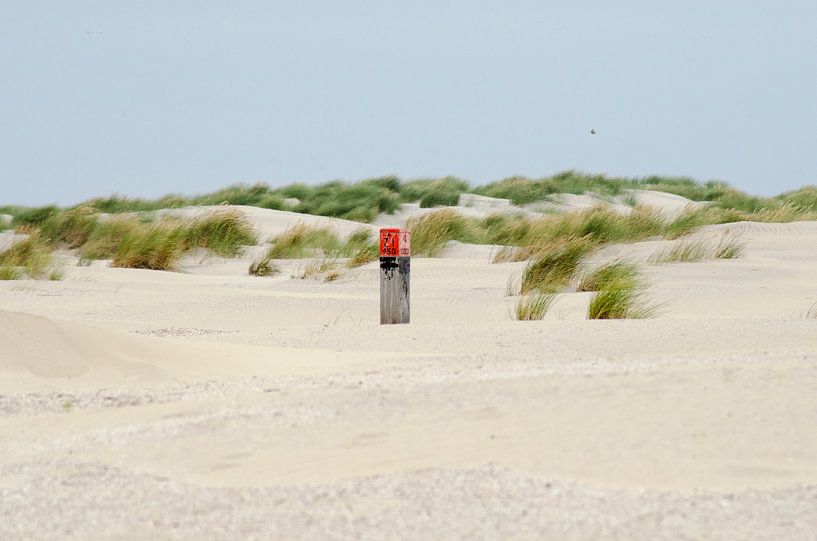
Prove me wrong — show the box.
[2,200,817,539]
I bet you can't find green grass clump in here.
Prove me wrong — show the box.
[403,209,486,257]
[343,229,378,268]
[779,186,817,211]
[0,266,21,280]
[12,205,59,228]
[111,225,185,270]
[0,232,53,278]
[267,224,342,259]
[84,194,188,213]
[587,268,653,319]
[39,208,99,248]
[577,261,639,292]
[261,225,377,272]
[520,237,595,293]
[514,292,555,320]
[650,239,710,264]
[79,218,141,261]
[399,177,468,204]
[476,171,633,205]
[183,210,257,257]
[293,179,400,222]
[490,206,665,264]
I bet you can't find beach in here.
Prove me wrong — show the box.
[2,201,817,539]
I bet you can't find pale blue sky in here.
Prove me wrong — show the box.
[2,1,816,206]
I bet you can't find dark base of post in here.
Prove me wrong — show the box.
[380,256,410,324]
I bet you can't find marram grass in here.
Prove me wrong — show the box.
[587,278,655,320]
[183,210,257,257]
[514,292,556,320]
[111,225,186,270]
[403,209,486,257]
[577,261,639,292]
[520,236,595,294]
[0,232,53,278]
[649,239,709,264]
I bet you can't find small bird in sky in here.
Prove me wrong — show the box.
[590,128,598,135]
[85,31,103,37]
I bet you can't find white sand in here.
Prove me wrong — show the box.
[2,205,817,539]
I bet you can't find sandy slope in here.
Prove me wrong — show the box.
[2,206,817,539]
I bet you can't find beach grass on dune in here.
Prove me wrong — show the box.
[0,265,22,280]
[256,225,378,275]
[587,272,654,320]
[182,210,257,257]
[514,291,556,320]
[266,224,342,259]
[6,172,817,228]
[79,217,142,262]
[403,209,487,257]
[713,232,745,259]
[248,256,280,277]
[0,232,55,279]
[519,236,595,294]
[293,257,343,280]
[111,225,186,270]
[39,208,100,249]
[577,261,639,292]
[650,239,710,264]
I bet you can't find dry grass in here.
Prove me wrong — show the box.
[248,256,280,277]
[713,232,745,259]
[292,258,343,280]
[649,239,710,264]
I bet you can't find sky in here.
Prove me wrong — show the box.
[1,1,816,206]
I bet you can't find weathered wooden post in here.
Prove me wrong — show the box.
[380,228,410,324]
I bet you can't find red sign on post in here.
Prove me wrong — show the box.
[380,228,410,257]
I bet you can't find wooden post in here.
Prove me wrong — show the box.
[380,228,410,324]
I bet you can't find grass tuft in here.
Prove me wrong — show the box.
[577,261,639,292]
[39,208,99,248]
[514,292,556,320]
[268,224,341,259]
[293,258,343,280]
[520,237,594,293]
[0,232,53,278]
[403,209,485,257]
[0,266,21,280]
[111,225,185,270]
[79,218,141,262]
[183,210,257,257]
[587,274,654,320]
[713,232,745,259]
[649,239,709,264]
[248,256,280,277]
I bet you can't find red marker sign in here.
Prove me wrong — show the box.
[380,228,410,257]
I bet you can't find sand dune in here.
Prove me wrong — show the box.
[2,205,817,539]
